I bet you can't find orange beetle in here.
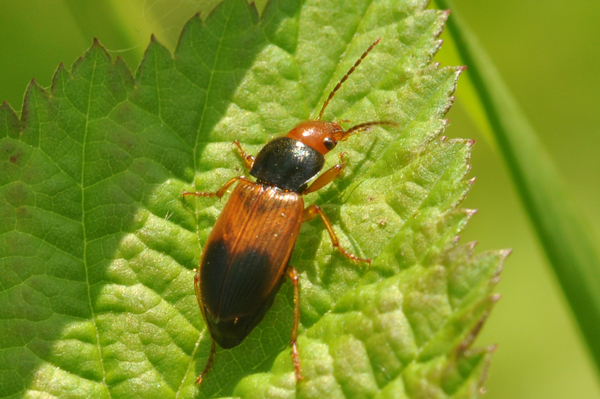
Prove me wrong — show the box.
[185,38,394,384]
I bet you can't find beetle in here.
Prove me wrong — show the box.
[184,38,394,384]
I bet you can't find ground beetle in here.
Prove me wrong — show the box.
[184,38,394,384]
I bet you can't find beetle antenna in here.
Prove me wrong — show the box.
[317,37,382,121]
[335,121,399,141]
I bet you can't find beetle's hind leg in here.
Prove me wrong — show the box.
[287,266,303,381]
[303,205,371,264]
[193,270,217,385]
[196,339,217,385]
[233,140,255,170]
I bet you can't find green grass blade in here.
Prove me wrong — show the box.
[433,0,600,375]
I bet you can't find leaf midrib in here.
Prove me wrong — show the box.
[80,55,113,397]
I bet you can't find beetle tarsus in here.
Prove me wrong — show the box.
[336,245,372,265]
[196,339,216,385]
[287,266,303,380]
[291,340,303,381]
[183,190,218,198]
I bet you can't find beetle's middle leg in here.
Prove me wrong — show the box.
[286,266,303,381]
[303,204,371,264]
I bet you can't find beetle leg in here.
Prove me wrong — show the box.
[233,140,255,170]
[196,339,216,385]
[194,269,201,310]
[286,266,303,381]
[193,270,217,385]
[193,269,206,319]
[183,176,241,199]
[303,204,371,264]
[303,152,347,195]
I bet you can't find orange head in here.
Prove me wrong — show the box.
[285,121,343,155]
[286,120,395,155]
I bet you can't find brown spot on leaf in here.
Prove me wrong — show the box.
[17,206,30,218]
[6,183,31,208]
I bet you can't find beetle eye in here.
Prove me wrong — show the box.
[323,137,337,150]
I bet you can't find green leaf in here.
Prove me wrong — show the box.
[432,0,600,377]
[0,0,507,398]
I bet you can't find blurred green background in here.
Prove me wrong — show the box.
[1,0,599,398]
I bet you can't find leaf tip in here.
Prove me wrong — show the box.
[458,306,496,354]
[501,248,513,257]
[24,78,48,101]
[50,62,68,94]
[442,96,456,115]
[0,99,17,116]
[0,100,21,138]
[490,293,501,304]
[466,208,478,217]
[78,37,113,66]
[21,79,44,126]
[137,33,171,82]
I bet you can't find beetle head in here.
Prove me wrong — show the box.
[286,120,396,155]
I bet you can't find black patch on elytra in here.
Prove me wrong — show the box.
[200,239,229,315]
[205,280,283,348]
[200,238,285,348]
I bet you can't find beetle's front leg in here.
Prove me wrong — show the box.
[303,152,346,194]
[303,204,371,264]
[233,140,255,170]
[286,266,303,381]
